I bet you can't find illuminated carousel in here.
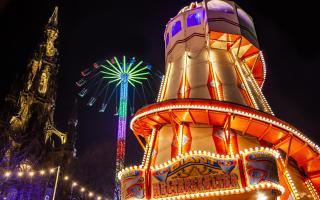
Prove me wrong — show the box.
[119,0,320,199]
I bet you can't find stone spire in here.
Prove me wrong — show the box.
[48,6,58,27]
[0,6,67,169]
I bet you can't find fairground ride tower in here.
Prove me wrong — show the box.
[119,0,320,199]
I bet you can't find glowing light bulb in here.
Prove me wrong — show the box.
[4,171,11,177]
[257,192,267,200]
[29,171,35,177]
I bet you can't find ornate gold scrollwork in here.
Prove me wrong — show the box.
[9,96,29,131]
[45,29,58,57]
[27,59,42,90]
[38,65,50,95]
[44,122,67,145]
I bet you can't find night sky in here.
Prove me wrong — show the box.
[1,0,320,196]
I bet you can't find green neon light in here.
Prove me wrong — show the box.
[100,65,120,75]
[128,61,143,74]
[128,79,136,87]
[101,71,120,77]
[129,78,143,84]
[106,60,122,74]
[130,72,150,77]
[123,56,126,72]
[114,57,123,73]
[129,66,148,75]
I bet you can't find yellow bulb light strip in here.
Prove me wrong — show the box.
[305,179,320,200]
[230,51,259,109]
[1,167,106,199]
[159,62,173,101]
[118,148,284,199]
[143,129,156,167]
[157,76,165,102]
[153,182,284,200]
[130,104,320,155]
[260,51,267,89]
[278,156,300,199]
[118,147,279,179]
[141,135,151,166]
[241,52,274,115]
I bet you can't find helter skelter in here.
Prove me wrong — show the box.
[119,0,320,199]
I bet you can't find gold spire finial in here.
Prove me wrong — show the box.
[48,6,58,27]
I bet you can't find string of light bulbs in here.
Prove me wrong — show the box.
[0,167,108,200]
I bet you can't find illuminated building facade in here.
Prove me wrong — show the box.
[0,7,79,199]
[119,0,320,199]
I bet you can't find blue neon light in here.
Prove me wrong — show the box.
[165,33,169,48]
[172,21,182,37]
[187,12,202,27]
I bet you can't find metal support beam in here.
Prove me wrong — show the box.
[251,53,260,73]
[230,36,242,49]
[188,109,196,124]
[289,143,307,156]
[169,110,181,125]
[145,129,157,168]
[222,114,231,154]
[223,113,231,129]
[273,134,291,149]
[242,118,252,135]
[169,112,181,153]
[206,110,211,125]
[298,155,320,167]
[308,170,320,179]
[285,135,293,167]
[134,132,146,150]
[146,116,160,125]
[155,112,170,123]
[258,124,272,140]
[236,36,243,57]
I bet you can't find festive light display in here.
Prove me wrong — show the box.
[305,179,320,200]
[0,167,107,199]
[77,56,151,199]
[119,147,280,178]
[119,148,284,199]
[119,0,320,199]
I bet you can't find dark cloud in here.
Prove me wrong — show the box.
[0,0,10,11]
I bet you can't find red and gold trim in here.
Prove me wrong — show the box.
[130,99,320,186]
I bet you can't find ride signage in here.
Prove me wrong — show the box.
[151,155,242,198]
[119,149,281,199]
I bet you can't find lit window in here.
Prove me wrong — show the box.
[187,12,202,27]
[165,33,169,47]
[172,21,182,37]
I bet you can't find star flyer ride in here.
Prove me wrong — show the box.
[77,56,153,200]
[118,0,320,199]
